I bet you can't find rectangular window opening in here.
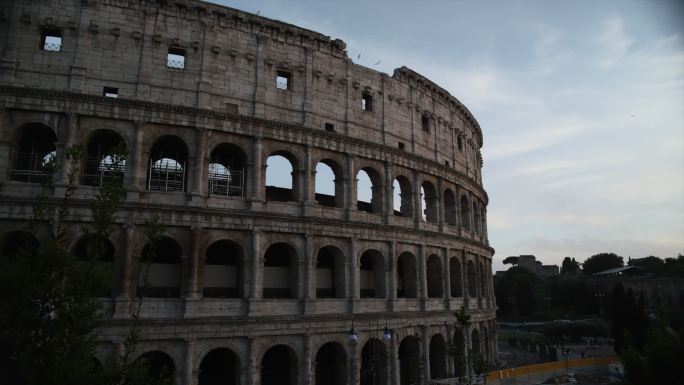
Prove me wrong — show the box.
[445,160,450,166]
[457,137,463,151]
[398,142,405,150]
[276,70,291,90]
[167,47,185,69]
[103,87,118,98]
[361,92,373,111]
[422,115,430,133]
[42,29,62,52]
[324,123,335,132]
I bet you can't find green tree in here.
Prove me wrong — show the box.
[582,252,624,275]
[621,318,683,385]
[560,257,580,274]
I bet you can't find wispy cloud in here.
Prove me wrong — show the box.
[595,15,635,69]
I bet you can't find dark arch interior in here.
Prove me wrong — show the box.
[444,189,456,225]
[316,246,345,299]
[137,351,175,382]
[198,348,240,385]
[148,135,189,192]
[398,336,421,385]
[472,329,481,355]
[460,196,470,230]
[467,260,477,298]
[203,240,242,298]
[261,345,297,385]
[315,342,346,385]
[361,338,387,385]
[426,255,443,298]
[263,243,297,299]
[429,334,447,379]
[82,129,126,186]
[73,234,115,262]
[209,143,247,197]
[140,236,182,298]
[1,230,39,259]
[450,258,462,297]
[396,253,418,299]
[11,124,57,183]
[360,250,384,298]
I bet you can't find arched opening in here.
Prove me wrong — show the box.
[315,160,344,208]
[262,243,298,299]
[449,257,462,298]
[393,176,413,217]
[136,351,175,383]
[467,260,476,298]
[483,327,490,363]
[139,237,182,298]
[208,143,247,197]
[452,330,466,377]
[198,348,240,385]
[471,329,481,355]
[429,334,447,380]
[357,167,382,214]
[359,249,385,298]
[421,181,438,223]
[460,196,470,231]
[316,246,346,299]
[426,255,444,298]
[361,338,388,385]
[443,189,456,226]
[147,135,188,192]
[11,123,57,183]
[73,234,115,296]
[315,342,347,385]
[473,202,481,234]
[1,230,39,258]
[396,252,418,299]
[265,152,297,202]
[261,345,297,385]
[81,129,126,187]
[203,240,243,298]
[399,336,421,385]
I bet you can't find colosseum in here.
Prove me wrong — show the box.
[0,0,496,384]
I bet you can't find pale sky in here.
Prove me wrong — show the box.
[213,0,684,272]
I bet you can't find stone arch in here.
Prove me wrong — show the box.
[356,166,383,214]
[136,351,175,383]
[315,341,347,385]
[261,344,297,385]
[1,230,40,258]
[265,151,298,202]
[398,335,421,385]
[315,245,346,299]
[73,234,116,296]
[467,260,477,298]
[359,249,386,298]
[460,195,470,230]
[139,236,182,298]
[443,188,457,226]
[198,348,240,385]
[315,158,344,208]
[208,143,248,197]
[147,135,189,192]
[360,338,388,385]
[449,257,462,298]
[421,180,438,223]
[429,334,447,380]
[81,129,126,187]
[262,242,298,299]
[426,254,444,298]
[393,175,413,217]
[396,252,418,298]
[10,123,57,183]
[203,240,244,298]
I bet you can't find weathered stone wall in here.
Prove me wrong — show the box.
[0,1,497,385]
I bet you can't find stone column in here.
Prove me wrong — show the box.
[126,121,146,198]
[300,144,312,215]
[483,207,489,244]
[388,240,397,310]
[348,237,358,312]
[114,224,137,319]
[182,339,196,385]
[303,233,314,313]
[446,324,455,377]
[55,113,79,189]
[419,244,428,311]
[349,340,360,385]
[185,226,203,299]
[250,229,262,300]
[345,154,355,221]
[390,331,400,385]
[190,128,207,203]
[454,184,462,235]
[383,161,392,224]
[421,325,431,384]
[443,248,451,304]
[0,108,10,185]
[412,170,421,229]
[247,337,259,385]
[303,334,312,385]
[437,178,444,231]
[248,136,263,203]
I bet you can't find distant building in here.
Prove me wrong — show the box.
[509,255,559,277]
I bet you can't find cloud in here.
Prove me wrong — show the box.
[595,15,635,69]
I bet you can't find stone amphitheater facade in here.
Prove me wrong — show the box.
[0,1,496,384]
